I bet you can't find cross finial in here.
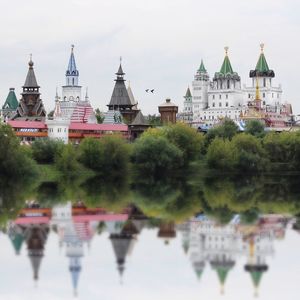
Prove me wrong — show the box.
[120,56,122,64]
[71,44,74,52]
[224,46,229,55]
[29,53,32,61]
[260,43,264,53]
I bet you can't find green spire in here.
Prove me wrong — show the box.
[250,271,263,288]
[9,233,24,255]
[184,86,192,99]
[198,59,207,73]
[216,267,229,284]
[219,47,234,75]
[255,43,270,72]
[2,88,19,110]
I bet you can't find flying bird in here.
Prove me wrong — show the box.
[145,89,149,92]
[150,89,154,93]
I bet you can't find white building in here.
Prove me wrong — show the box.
[185,45,287,126]
[56,45,96,124]
[46,97,69,144]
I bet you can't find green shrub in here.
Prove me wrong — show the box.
[132,135,183,178]
[31,138,64,164]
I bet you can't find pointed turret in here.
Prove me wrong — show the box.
[198,59,207,73]
[130,111,149,126]
[23,55,39,89]
[14,56,46,120]
[108,63,132,109]
[184,87,192,101]
[66,45,79,86]
[2,88,18,110]
[127,82,138,109]
[219,47,234,75]
[250,43,275,78]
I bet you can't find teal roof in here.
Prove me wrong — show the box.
[184,87,192,99]
[198,60,207,73]
[250,271,263,287]
[2,88,18,110]
[220,55,234,75]
[216,267,230,284]
[10,233,24,255]
[255,53,269,73]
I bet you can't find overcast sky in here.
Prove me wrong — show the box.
[0,0,299,115]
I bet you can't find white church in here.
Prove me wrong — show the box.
[182,44,288,127]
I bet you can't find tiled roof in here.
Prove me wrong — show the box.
[8,120,47,129]
[69,122,128,131]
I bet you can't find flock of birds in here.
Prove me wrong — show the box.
[145,89,155,93]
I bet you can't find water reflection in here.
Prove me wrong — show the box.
[0,174,300,299]
[178,214,288,297]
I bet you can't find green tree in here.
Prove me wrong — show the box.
[95,108,105,124]
[232,133,267,172]
[78,138,103,171]
[132,135,183,179]
[205,118,238,146]
[99,135,131,175]
[147,114,161,126]
[245,120,265,138]
[206,138,236,170]
[31,138,64,164]
[55,144,81,177]
[263,132,300,170]
[163,123,205,164]
[0,124,37,178]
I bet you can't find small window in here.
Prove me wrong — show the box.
[226,94,228,99]
[263,78,266,87]
[263,93,265,98]
[226,102,228,107]
[212,103,215,107]
[219,95,222,100]
[219,102,222,107]
[213,95,215,100]
[248,94,251,98]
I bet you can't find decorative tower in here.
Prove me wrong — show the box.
[192,60,209,122]
[62,45,81,102]
[182,86,193,123]
[107,60,137,123]
[1,88,18,120]
[158,98,178,124]
[46,95,69,144]
[246,43,282,107]
[14,56,46,120]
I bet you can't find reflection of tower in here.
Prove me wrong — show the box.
[157,222,177,245]
[177,221,191,254]
[51,202,84,296]
[7,223,26,255]
[25,224,49,282]
[110,232,135,280]
[243,232,271,297]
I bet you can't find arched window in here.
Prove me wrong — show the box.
[72,78,74,85]
[227,80,230,89]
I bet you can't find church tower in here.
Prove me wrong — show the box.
[62,45,82,102]
[246,43,282,107]
[183,87,193,123]
[14,56,46,120]
[192,60,209,122]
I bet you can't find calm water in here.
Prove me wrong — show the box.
[0,175,300,300]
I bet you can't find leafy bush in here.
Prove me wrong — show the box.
[232,133,267,172]
[55,144,80,176]
[0,124,37,178]
[132,135,183,178]
[245,120,265,138]
[206,138,236,170]
[31,138,64,164]
[79,136,130,175]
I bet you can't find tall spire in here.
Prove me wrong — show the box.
[219,47,234,75]
[198,59,207,73]
[24,54,39,88]
[250,43,275,78]
[66,45,79,86]
[184,86,192,99]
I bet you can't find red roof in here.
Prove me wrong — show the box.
[8,120,47,129]
[69,122,128,132]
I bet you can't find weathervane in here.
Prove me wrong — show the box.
[260,43,265,53]
[224,46,229,55]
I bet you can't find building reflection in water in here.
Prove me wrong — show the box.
[178,214,289,297]
[5,202,291,298]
